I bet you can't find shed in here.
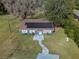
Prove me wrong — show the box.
[20,19,54,34]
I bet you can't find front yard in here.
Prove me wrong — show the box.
[0,15,79,59]
[44,28,79,59]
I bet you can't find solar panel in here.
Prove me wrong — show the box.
[25,23,53,28]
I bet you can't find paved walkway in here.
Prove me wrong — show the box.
[38,40,49,54]
[33,33,49,54]
[33,33,59,59]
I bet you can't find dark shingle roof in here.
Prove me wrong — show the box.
[25,23,53,28]
[21,19,53,29]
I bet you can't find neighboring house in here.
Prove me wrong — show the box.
[20,19,54,34]
[73,10,79,21]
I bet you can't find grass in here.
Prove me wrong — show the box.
[44,28,79,59]
[10,34,41,59]
[0,15,21,58]
[0,15,40,59]
[0,15,79,59]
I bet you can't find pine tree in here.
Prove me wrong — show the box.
[0,1,7,15]
[2,0,43,19]
[44,0,75,26]
[75,0,79,9]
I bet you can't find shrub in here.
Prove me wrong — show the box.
[64,16,79,47]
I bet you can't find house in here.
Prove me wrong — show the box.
[73,9,79,21]
[20,19,54,34]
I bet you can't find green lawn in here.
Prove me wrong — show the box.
[0,15,40,59]
[44,28,79,59]
[0,15,79,59]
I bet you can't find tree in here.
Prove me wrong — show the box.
[44,0,75,26]
[0,0,7,15]
[64,16,79,47]
[75,0,79,9]
[2,0,43,19]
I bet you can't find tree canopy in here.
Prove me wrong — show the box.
[1,0,43,19]
[75,0,79,9]
[0,1,7,15]
[44,0,75,26]
[44,0,79,47]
